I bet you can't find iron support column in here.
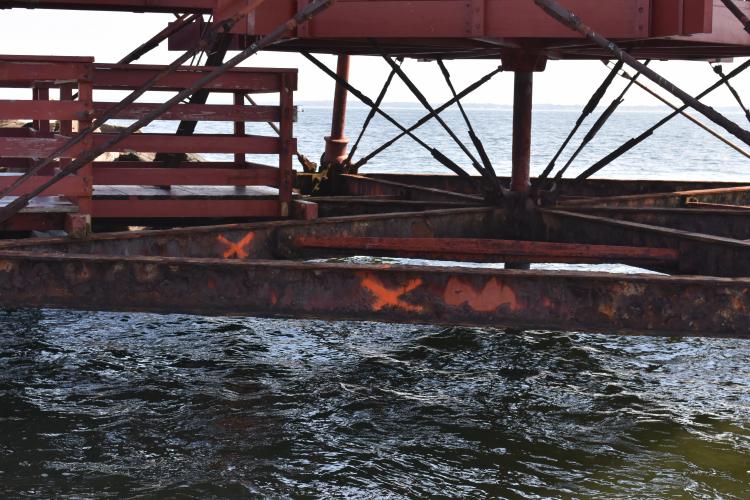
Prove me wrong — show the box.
[511,71,533,192]
[323,54,351,164]
[507,71,534,270]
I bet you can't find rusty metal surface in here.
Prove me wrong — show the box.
[362,175,749,198]
[541,209,750,277]
[560,185,750,208]
[0,250,747,337]
[289,235,680,267]
[567,207,750,241]
[0,207,503,258]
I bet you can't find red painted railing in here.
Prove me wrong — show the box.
[0,55,298,232]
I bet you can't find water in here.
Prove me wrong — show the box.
[2,104,750,497]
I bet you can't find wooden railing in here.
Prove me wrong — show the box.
[0,55,298,232]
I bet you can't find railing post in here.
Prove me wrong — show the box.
[234,90,246,166]
[32,86,50,134]
[279,73,295,217]
[58,84,74,175]
[66,74,93,238]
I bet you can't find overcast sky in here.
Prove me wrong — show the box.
[1,10,749,108]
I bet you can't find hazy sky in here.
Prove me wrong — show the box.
[1,10,749,108]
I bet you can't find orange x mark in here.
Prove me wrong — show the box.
[360,273,424,313]
[217,232,255,259]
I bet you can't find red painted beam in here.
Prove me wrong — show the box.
[0,57,92,83]
[92,64,297,93]
[0,174,88,197]
[91,133,286,154]
[0,134,288,156]
[242,0,651,39]
[93,167,279,186]
[0,100,87,121]
[91,199,281,218]
[92,102,284,122]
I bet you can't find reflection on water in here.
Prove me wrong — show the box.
[1,309,748,497]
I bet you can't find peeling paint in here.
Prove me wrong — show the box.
[443,277,520,313]
[359,273,424,313]
[218,232,256,259]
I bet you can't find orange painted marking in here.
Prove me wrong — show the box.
[443,277,520,312]
[217,232,255,259]
[360,273,424,313]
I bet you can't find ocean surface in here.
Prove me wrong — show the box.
[2,102,750,497]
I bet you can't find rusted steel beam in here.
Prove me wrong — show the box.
[364,174,749,197]
[0,207,502,259]
[289,235,679,266]
[560,185,750,208]
[311,198,479,217]
[340,174,484,203]
[541,209,750,277]
[568,206,750,241]
[0,251,746,337]
[685,201,750,210]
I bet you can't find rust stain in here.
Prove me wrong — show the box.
[270,291,278,306]
[359,273,424,313]
[207,278,216,290]
[217,232,255,259]
[0,260,14,273]
[598,302,616,320]
[134,263,159,283]
[443,277,520,312]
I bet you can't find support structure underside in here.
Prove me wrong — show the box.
[0,174,748,338]
[0,0,749,337]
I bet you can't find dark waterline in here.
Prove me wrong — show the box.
[3,106,750,497]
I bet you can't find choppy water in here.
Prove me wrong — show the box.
[3,103,750,497]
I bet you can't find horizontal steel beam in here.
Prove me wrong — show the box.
[289,235,679,267]
[568,206,750,240]
[560,185,750,208]
[541,209,750,277]
[0,207,503,258]
[0,250,746,337]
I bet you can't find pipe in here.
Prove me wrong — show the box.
[323,54,351,165]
